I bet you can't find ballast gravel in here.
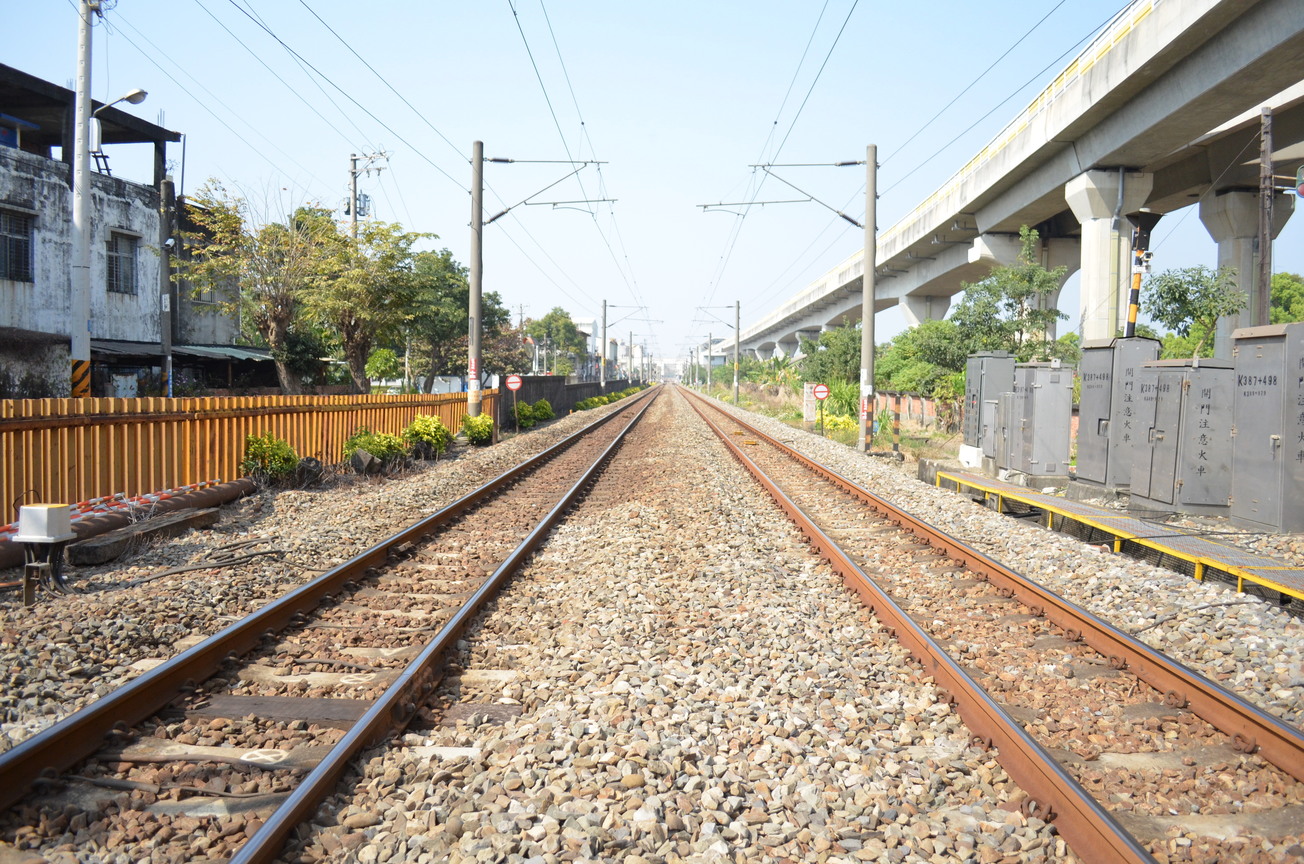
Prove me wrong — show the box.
[710,397,1304,730]
[0,385,1299,864]
[300,389,1065,864]
[0,404,625,754]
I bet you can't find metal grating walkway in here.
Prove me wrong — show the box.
[936,470,1304,603]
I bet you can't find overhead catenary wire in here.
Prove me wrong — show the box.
[219,0,467,193]
[702,0,861,312]
[881,0,1072,165]
[292,0,465,166]
[750,4,1131,322]
[99,10,330,200]
[186,0,375,156]
[516,0,653,325]
[879,5,1125,198]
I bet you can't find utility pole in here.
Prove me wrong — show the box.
[468,141,484,416]
[707,332,713,390]
[1258,108,1274,327]
[628,331,634,383]
[70,0,96,398]
[159,177,175,396]
[348,151,387,239]
[858,145,877,453]
[600,299,607,391]
[349,154,358,238]
[733,300,740,405]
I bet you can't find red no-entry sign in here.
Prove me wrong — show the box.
[813,383,830,401]
[506,375,522,391]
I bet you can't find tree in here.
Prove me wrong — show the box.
[798,324,862,385]
[404,250,512,388]
[526,307,588,374]
[874,318,966,394]
[177,183,341,393]
[948,225,1068,361]
[302,220,429,393]
[365,348,401,382]
[1271,271,1304,323]
[482,323,533,377]
[1143,265,1245,358]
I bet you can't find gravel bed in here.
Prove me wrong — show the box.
[709,396,1304,730]
[297,388,1065,864]
[0,404,624,754]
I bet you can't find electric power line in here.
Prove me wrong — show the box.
[219,0,467,192]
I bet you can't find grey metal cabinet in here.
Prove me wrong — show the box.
[1130,359,1233,515]
[1231,324,1304,533]
[996,363,1072,477]
[1077,337,1160,486]
[964,352,1014,449]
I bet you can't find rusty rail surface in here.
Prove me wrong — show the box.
[682,388,1164,864]
[231,386,660,864]
[684,389,1304,786]
[0,388,657,828]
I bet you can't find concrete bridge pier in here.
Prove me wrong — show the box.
[900,295,950,328]
[1066,170,1153,342]
[1200,189,1295,358]
[962,234,1078,339]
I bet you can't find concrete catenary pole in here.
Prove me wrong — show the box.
[733,300,740,404]
[600,299,607,391]
[468,141,484,416]
[858,144,877,452]
[628,331,634,383]
[707,332,713,391]
[70,0,96,398]
[1258,108,1273,327]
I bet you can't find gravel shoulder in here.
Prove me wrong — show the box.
[0,404,625,754]
[710,396,1304,730]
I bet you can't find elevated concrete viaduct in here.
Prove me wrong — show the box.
[741,0,1304,360]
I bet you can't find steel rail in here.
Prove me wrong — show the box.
[0,388,656,812]
[683,390,1160,864]
[231,387,660,863]
[685,390,1304,785]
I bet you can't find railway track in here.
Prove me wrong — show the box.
[681,385,1304,864]
[0,387,658,863]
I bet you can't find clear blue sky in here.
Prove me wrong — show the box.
[7,1,1302,367]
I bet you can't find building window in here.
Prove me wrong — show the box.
[106,231,138,294]
[0,209,34,282]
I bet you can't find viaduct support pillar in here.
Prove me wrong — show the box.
[900,295,951,329]
[1066,170,1152,342]
[1200,190,1295,358]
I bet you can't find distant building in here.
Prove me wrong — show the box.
[0,63,267,397]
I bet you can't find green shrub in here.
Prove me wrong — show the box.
[514,400,536,430]
[403,414,452,458]
[241,431,299,485]
[531,398,554,421]
[462,413,494,445]
[343,426,407,462]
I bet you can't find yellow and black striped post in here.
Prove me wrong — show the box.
[1124,211,1162,338]
[71,359,91,398]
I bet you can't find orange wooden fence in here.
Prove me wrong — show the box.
[0,391,497,524]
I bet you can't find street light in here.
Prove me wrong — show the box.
[90,89,148,151]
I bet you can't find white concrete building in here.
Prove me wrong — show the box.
[0,64,258,397]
